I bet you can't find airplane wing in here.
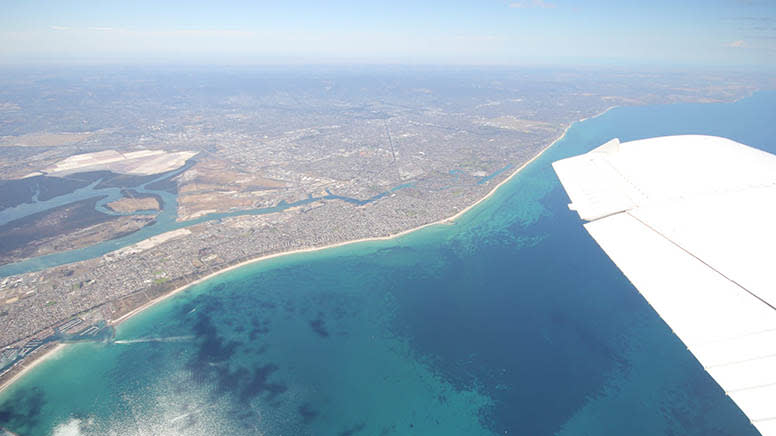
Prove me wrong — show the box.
[552,135,776,436]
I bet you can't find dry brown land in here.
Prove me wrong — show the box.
[40,216,155,256]
[106,197,160,213]
[175,157,287,220]
[0,132,92,147]
[477,116,557,132]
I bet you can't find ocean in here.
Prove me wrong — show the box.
[1,91,774,436]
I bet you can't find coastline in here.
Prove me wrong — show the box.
[0,107,611,396]
[110,119,581,327]
[0,344,66,395]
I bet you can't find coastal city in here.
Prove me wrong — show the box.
[2,0,776,433]
[0,67,771,387]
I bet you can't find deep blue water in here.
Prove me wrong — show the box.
[0,91,774,435]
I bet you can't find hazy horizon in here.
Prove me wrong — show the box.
[2,0,774,68]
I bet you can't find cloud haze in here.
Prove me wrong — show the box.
[0,0,773,67]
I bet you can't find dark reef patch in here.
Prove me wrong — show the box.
[240,364,287,401]
[249,317,271,340]
[309,315,329,338]
[298,402,318,425]
[0,387,45,431]
[339,422,366,436]
[187,311,240,386]
[184,294,288,409]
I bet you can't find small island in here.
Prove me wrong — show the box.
[106,195,160,214]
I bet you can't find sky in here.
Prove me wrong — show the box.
[0,0,774,67]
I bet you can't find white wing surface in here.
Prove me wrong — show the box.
[552,135,776,436]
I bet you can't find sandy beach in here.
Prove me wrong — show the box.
[0,344,66,395]
[0,108,614,396]
[110,119,580,327]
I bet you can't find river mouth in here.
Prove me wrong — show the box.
[0,158,428,276]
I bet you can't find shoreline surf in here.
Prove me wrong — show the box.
[0,344,66,396]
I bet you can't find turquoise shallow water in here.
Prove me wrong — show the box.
[1,92,774,435]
